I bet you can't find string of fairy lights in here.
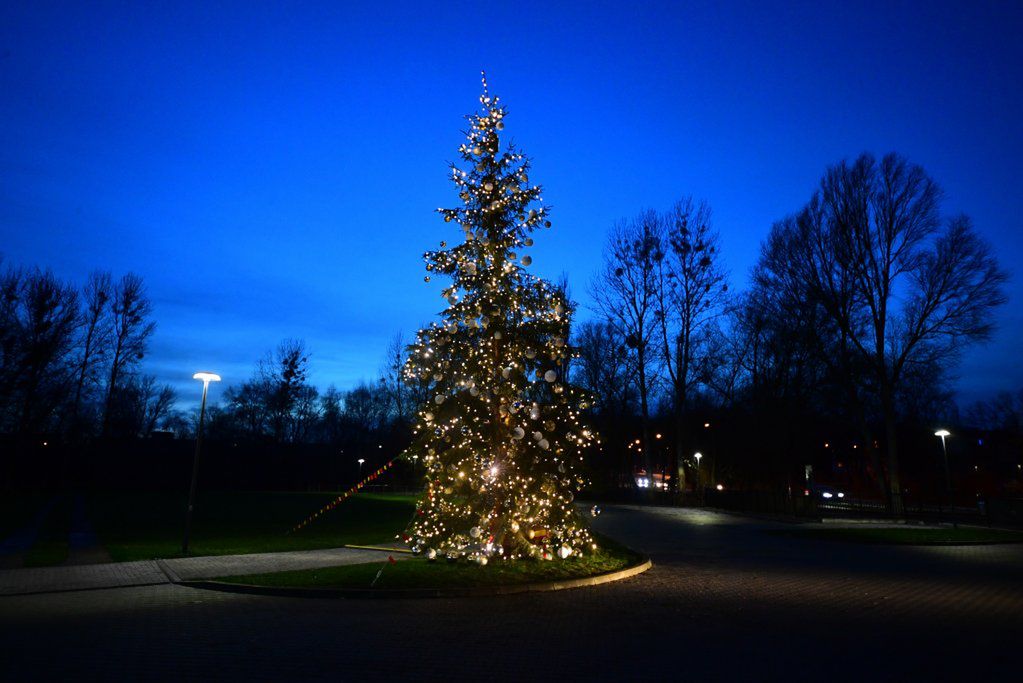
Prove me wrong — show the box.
[403,72,600,564]
[289,458,399,534]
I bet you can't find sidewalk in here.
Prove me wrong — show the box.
[0,546,400,597]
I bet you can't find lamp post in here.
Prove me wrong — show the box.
[694,452,703,504]
[935,429,951,493]
[704,422,717,486]
[183,371,220,555]
[358,458,366,478]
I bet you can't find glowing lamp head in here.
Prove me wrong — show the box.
[934,429,951,438]
[694,452,703,462]
[192,372,221,384]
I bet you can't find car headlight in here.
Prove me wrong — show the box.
[822,492,833,499]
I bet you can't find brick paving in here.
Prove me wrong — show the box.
[1,505,1021,681]
[0,547,404,596]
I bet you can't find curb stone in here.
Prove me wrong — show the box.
[179,557,652,600]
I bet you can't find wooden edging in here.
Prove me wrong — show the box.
[178,557,652,600]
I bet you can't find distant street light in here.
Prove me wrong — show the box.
[183,371,220,555]
[694,452,703,504]
[935,429,952,493]
[358,458,366,477]
[704,421,717,486]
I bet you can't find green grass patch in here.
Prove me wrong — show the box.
[217,536,643,591]
[88,491,417,562]
[23,540,70,567]
[771,526,1023,545]
[23,496,71,567]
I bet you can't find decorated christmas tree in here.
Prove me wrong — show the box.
[404,73,597,563]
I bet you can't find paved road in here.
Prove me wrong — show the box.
[1,505,1020,681]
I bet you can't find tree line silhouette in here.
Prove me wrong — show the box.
[3,152,1017,502]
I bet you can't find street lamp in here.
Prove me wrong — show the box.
[694,452,703,504]
[183,371,220,555]
[704,422,717,487]
[358,458,366,477]
[935,429,951,493]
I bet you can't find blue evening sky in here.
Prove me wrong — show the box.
[2,1,1021,408]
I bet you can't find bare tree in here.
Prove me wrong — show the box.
[342,380,392,435]
[779,153,1007,508]
[259,338,311,443]
[290,384,321,443]
[572,320,635,418]
[655,198,729,492]
[966,390,1023,432]
[121,374,177,437]
[69,271,112,435]
[0,265,25,428]
[13,269,79,434]
[591,212,663,478]
[319,384,345,444]
[381,331,412,425]
[102,274,155,436]
[224,380,270,440]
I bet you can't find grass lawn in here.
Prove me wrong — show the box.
[23,496,71,567]
[217,535,643,591]
[87,491,417,562]
[771,526,1023,545]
